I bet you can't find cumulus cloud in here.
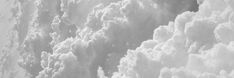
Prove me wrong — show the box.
[215,20,234,44]
[1,0,202,78]
[37,39,90,78]
[187,42,234,73]
[111,0,234,78]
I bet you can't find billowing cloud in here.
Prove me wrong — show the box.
[37,38,91,78]
[1,0,201,78]
[111,0,234,78]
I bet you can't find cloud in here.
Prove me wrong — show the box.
[159,67,234,78]
[214,21,234,44]
[97,67,108,78]
[37,39,90,78]
[187,42,234,73]
[3,0,199,78]
[159,67,196,78]
[112,0,234,78]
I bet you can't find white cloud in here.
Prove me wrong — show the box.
[214,21,234,44]
[112,0,234,78]
[37,38,91,78]
[97,67,108,78]
[2,0,200,78]
[187,42,234,73]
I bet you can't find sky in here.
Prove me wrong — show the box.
[0,0,234,78]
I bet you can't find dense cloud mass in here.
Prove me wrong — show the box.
[110,0,234,78]
[1,0,234,78]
